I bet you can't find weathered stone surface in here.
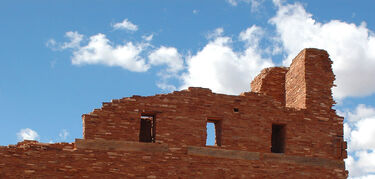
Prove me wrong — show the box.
[75,139,168,152]
[251,67,288,106]
[263,153,345,169]
[0,48,347,178]
[187,146,260,160]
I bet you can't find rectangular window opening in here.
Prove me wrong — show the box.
[206,119,222,146]
[139,115,155,143]
[271,124,285,153]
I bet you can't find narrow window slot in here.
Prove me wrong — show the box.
[271,124,285,153]
[139,115,155,143]
[206,119,222,146]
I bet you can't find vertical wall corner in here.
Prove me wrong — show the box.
[285,48,335,110]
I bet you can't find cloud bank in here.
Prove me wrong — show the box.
[48,1,375,100]
[49,24,275,93]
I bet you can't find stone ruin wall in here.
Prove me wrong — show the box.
[0,48,348,178]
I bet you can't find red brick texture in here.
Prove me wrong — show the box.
[251,66,288,106]
[0,48,348,178]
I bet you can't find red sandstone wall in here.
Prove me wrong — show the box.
[304,49,335,111]
[0,48,347,178]
[286,50,307,109]
[0,140,347,178]
[251,67,288,106]
[285,48,335,111]
[82,86,345,160]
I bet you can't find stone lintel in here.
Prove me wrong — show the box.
[263,153,345,169]
[75,139,168,153]
[187,146,260,161]
[187,146,344,169]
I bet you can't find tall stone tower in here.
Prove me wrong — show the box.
[285,48,335,112]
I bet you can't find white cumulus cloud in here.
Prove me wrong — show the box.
[344,104,375,151]
[17,128,39,141]
[346,104,375,123]
[180,25,274,94]
[112,19,138,31]
[61,31,83,49]
[149,46,184,73]
[270,2,375,99]
[148,46,184,91]
[239,25,264,47]
[350,117,375,150]
[71,33,149,72]
[342,104,375,178]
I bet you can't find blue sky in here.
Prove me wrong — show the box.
[1,0,375,178]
